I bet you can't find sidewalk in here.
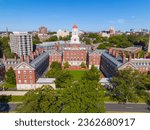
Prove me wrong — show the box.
[0,91,28,96]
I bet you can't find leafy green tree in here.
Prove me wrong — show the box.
[111,68,146,103]
[17,86,61,113]
[32,34,41,44]
[45,62,62,78]
[0,36,16,58]
[109,35,132,48]
[80,62,87,68]
[64,62,70,69]
[82,65,100,82]
[55,70,73,88]
[4,67,16,85]
[60,80,105,113]
[83,37,91,44]
[46,36,58,42]
[50,62,61,70]
[145,93,150,106]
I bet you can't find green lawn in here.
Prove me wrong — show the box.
[0,83,16,89]
[0,95,23,102]
[69,70,87,80]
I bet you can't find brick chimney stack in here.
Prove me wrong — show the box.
[30,51,34,60]
[144,53,148,59]
[112,50,116,57]
[26,55,30,63]
[122,53,126,63]
[20,55,24,62]
[108,48,112,54]
[129,53,132,61]
[14,55,17,61]
[3,55,7,61]
[115,51,119,58]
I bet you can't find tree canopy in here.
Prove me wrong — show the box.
[4,67,16,85]
[17,80,105,113]
[110,68,147,103]
[82,65,100,82]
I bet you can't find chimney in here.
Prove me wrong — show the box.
[35,50,38,56]
[108,48,112,54]
[34,52,37,58]
[122,53,126,63]
[137,53,140,59]
[26,55,30,63]
[144,53,148,59]
[128,53,132,61]
[3,55,7,61]
[115,51,119,58]
[133,53,136,59]
[112,50,116,57]
[20,55,24,62]
[14,55,17,61]
[30,52,34,59]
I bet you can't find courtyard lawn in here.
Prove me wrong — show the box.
[69,70,87,80]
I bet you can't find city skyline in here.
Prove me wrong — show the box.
[0,0,150,31]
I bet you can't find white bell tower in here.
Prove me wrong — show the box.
[71,24,80,44]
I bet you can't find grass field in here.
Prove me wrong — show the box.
[0,95,23,102]
[69,70,87,80]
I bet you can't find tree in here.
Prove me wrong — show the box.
[64,62,70,69]
[32,34,41,45]
[17,86,61,113]
[45,62,62,78]
[59,80,105,113]
[50,62,61,70]
[0,36,16,58]
[17,81,105,113]
[109,35,132,48]
[82,65,100,82]
[80,62,86,68]
[4,67,16,85]
[111,68,146,103]
[46,36,58,42]
[55,70,73,88]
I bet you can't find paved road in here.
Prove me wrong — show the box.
[0,91,27,96]
[0,102,150,113]
[105,103,150,113]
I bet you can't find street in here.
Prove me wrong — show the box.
[0,102,150,113]
[105,103,150,113]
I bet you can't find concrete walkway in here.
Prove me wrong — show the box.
[0,91,27,96]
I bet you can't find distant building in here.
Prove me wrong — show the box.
[39,26,48,34]
[38,26,50,40]
[57,29,69,38]
[9,32,33,57]
[147,35,150,53]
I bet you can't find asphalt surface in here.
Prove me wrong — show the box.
[105,103,150,113]
[0,102,150,113]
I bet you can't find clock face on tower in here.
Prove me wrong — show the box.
[74,39,76,41]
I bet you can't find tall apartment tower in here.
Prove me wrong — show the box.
[9,32,33,57]
[148,34,150,53]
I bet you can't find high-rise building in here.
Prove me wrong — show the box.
[9,32,33,57]
[148,34,150,53]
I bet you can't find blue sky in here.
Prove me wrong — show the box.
[0,0,150,31]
